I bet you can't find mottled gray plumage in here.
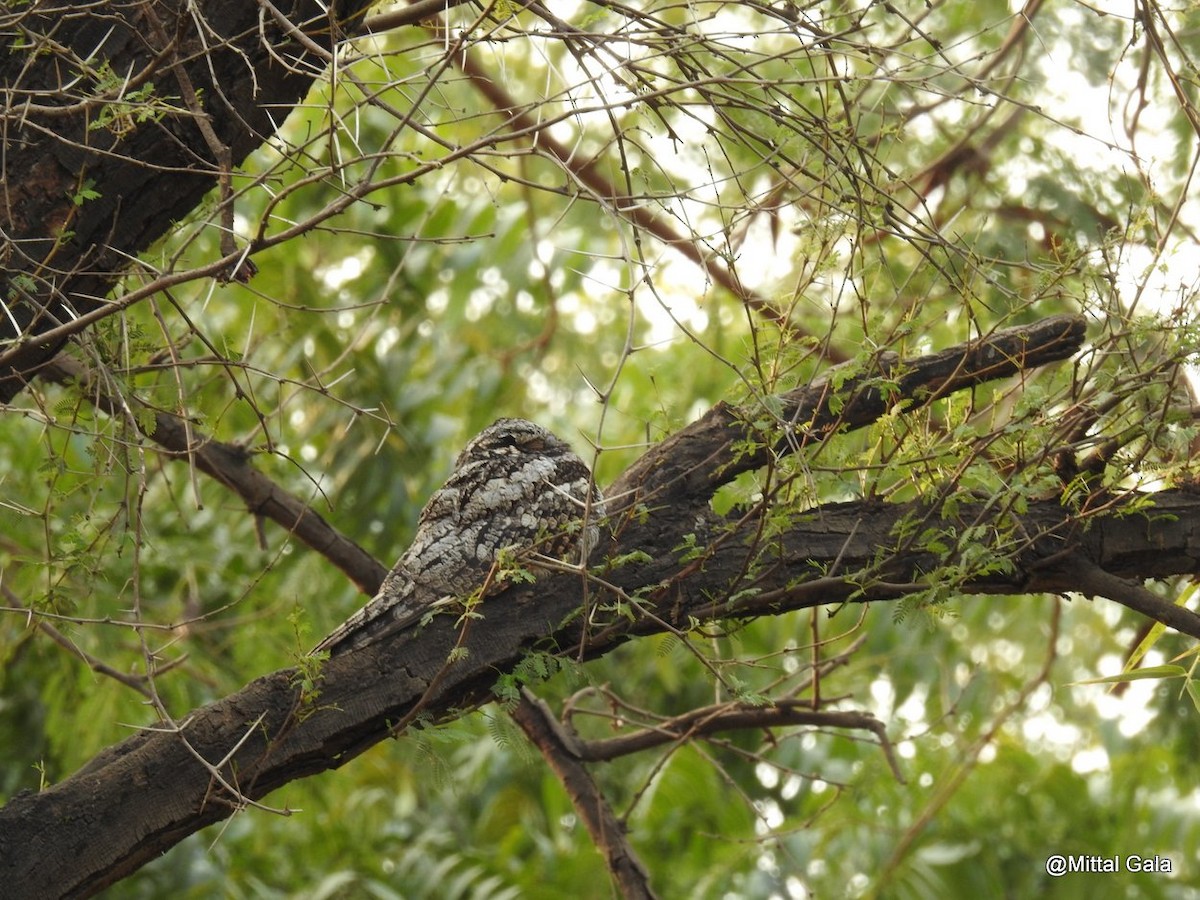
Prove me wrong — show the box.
[313,418,604,656]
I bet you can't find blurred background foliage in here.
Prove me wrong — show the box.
[4,0,1200,896]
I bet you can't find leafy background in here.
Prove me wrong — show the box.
[4,1,1200,896]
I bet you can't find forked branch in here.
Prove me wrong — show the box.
[8,314,1197,899]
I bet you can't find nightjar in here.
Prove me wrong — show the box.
[313,418,604,656]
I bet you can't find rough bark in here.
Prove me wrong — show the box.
[0,0,373,400]
[1,487,1198,897]
[1,6,1188,898]
[3,314,1200,897]
[609,314,1087,509]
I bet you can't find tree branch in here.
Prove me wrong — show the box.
[445,11,812,341]
[9,314,1200,898]
[571,699,904,782]
[38,355,388,595]
[510,689,658,900]
[1059,554,1200,633]
[0,584,155,698]
[0,0,375,401]
[3,479,1198,896]
[610,313,1087,509]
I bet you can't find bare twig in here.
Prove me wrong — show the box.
[568,699,904,783]
[1,583,156,697]
[444,26,827,344]
[38,355,388,595]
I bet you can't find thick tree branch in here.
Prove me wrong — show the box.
[9,314,1200,898]
[610,314,1086,510]
[3,483,1197,896]
[2,481,1198,896]
[0,0,375,401]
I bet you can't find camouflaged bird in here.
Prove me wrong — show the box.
[313,418,604,655]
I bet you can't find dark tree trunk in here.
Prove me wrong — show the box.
[0,0,371,400]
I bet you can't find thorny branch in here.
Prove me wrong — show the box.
[8,311,1200,898]
[38,356,389,595]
